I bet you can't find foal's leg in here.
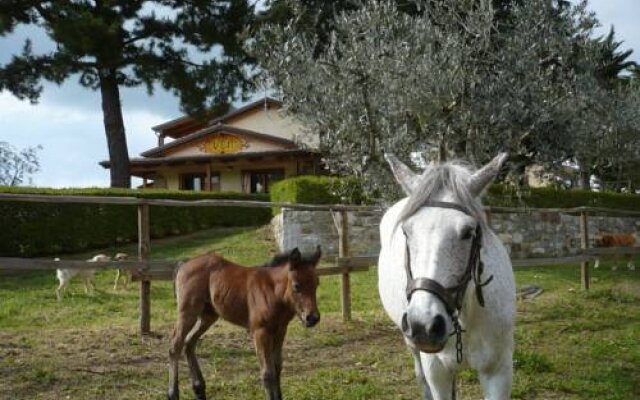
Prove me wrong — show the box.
[185,307,218,400]
[168,311,199,400]
[254,328,280,400]
[271,326,289,400]
[405,339,433,400]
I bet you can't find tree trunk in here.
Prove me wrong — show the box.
[579,170,591,190]
[99,69,131,188]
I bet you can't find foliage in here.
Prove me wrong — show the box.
[0,1,255,187]
[270,175,367,213]
[0,141,41,186]
[269,176,640,212]
[486,184,640,211]
[0,187,270,257]
[253,0,640,195]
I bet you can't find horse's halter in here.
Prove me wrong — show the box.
[402,201,493,363]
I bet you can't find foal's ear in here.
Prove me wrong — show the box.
[468,153,508,197]
[289,247,302,268]
[384,153,419,195]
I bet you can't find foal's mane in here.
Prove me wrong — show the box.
[260,251,317,268]
[397,160,488,231]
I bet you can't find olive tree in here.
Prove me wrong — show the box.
[253,0,640,194]
[0,142,41,186]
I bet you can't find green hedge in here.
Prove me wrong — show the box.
[485,185,640,211]
[270,175,367,215]
[269,176,640,211]
[0,187,270,257]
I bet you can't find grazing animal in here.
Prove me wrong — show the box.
[55,254,111,300]
[593,233,636,271]
[113,252,131,290]
[168,246,322,400]
[378,153,516,400]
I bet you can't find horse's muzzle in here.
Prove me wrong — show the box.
[402,312,448,352]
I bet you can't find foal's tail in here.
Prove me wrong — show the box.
[172,260,187,302]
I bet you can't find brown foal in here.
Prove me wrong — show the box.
[167,246,322,400]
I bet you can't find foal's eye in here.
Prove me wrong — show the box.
[293,283,302,293]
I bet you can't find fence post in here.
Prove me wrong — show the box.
[579,210,590,291]
[337,210,352,322]
[138,202,151,335]
[485,209,492,228]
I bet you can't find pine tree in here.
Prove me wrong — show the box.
[0,1,254,187]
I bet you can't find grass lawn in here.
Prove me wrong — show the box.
[0,225,639,400]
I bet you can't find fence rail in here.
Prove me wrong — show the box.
[1,192,639,334]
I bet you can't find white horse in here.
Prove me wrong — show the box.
[378,153,515,400]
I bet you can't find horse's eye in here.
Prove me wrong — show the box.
[461,227,475,240]
[293,283,302,293]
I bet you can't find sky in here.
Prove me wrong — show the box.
[1,0,639,188]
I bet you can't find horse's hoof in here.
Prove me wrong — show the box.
[193,381,206,400]
[167,388,179,400]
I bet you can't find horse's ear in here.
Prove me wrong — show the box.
[312,245,322,266]
[289,247,302,269]
[384,153,418,195]
[468,153,508,197]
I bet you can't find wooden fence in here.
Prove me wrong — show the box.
[1,193,639,335]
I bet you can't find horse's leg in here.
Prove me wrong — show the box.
[405,339,433,400]
[185,307,218,400]
[478,355,513,400]
[168,311,199,400]
[254,328,279,400]
[421,355,455,400]
[627,255,635,271]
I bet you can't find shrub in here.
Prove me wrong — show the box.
[0,187,271,257]
[270,175,369,215]
[486,185,640,211]
[270,177,640,213]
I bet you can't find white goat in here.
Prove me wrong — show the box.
[113,252,130,290]
[55,254,111,300]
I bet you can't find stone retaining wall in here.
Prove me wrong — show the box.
[272,209,640,258]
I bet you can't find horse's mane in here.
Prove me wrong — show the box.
[397,160,488,232]
[260,251,317,268]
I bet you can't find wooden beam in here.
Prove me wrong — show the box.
[335,210,352,322]
[585,247,640,256]
[511,255,592,268]
[1,193,640,217]
[0,258,175,271]
[205,164,212,191]
[138,203,151,335]
[580,211,590,291]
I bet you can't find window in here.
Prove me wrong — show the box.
[180,173,205,191]
[242,169,285,193]
[180,172,220,191]
[210,172,221,192]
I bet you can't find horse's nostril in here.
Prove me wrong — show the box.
[401,312,409,334]
[428,314,447,340]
